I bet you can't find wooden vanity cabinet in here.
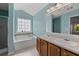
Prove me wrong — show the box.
[37,37,48,56]
[61,48,76,56]
[36,38,78,56]
[40,39,48,56]
[48,43,61,56]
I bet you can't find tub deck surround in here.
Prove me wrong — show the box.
[15,32,33,36]
[14,32,33,43]
[37,32,79,55]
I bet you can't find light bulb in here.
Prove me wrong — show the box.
[47,9,50,13]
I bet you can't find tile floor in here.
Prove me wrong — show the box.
[13,46,39,56]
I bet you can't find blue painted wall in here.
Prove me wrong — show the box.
[33,4,53,35]
[53,17,61,33]
[46,15,53,32]
[14,10,33,33]
[8,3,15,55]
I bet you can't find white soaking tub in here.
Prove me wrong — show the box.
[14,33,37,51]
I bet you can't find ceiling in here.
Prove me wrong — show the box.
[0,3,8,10]
[14,3,48,16]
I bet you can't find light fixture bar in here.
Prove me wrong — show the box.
[47,3,71,14]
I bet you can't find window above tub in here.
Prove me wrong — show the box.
[16,18,32,34]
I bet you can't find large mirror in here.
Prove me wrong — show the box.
[51,3,79,35]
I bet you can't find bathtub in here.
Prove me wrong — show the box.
[14,34,37,51]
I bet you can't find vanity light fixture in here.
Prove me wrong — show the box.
[47,3,71,14]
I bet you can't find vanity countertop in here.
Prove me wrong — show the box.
[37,32,79,55]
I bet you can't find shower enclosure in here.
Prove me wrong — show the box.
[0,17,8,56]
[0,3,8,56]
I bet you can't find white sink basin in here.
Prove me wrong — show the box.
[54,39,77,46]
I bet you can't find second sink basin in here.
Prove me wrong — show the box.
[54,39,78,46]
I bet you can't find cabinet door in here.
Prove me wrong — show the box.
[40,39,48,56]
[37,38,41,55]
[61,48,76,56]
[48,43,60,56]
